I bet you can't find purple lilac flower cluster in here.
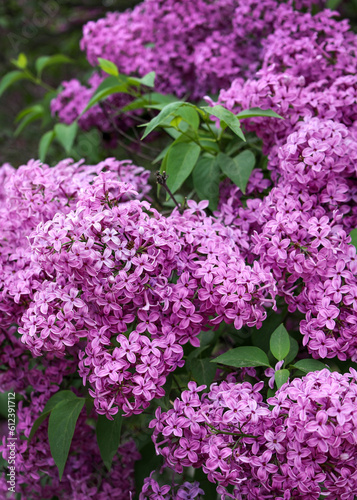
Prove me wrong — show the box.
[20,179,275,416]
[0,158,149,498]
[214,0,357,362]
[151,370,357,499]
[51,0,323,134]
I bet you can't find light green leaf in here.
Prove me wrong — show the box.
[270,324,291,361]
[217,150,255,194]
[192,156,221,211]
[15,104,43,123]
[235,107,283,120]
[48,398,85,480]
[212,346,271,368]
[54,122,78,154]
[141,101,197,139]
[128,71,156,88]
[96,411,123,471]
[39,130,56,162]
[165,142,201,194]
[170,116,182,128]
[0,71,30,97]
[201,105,246,141]
[292,359,330,374]
[14,107,44,137]
[36,55,72,78]
[82,75,129,114]
[11,53,27,69]
[275,369,290,389]
[97,57,119,76]
[176,105,200,131]
[28,391,77,442]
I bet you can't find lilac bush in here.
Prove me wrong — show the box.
[0,0,357,499]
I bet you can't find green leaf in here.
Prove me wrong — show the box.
[12,53,27,69]
[39,130,56,162]
[284,336,299,366]
[54,122,78,154]
[82,75,130,114]
[194,467,219,500]
[349,228,357,249]
[35,55,72,78]
[251,307,288,352]
[0,392,10,419]
[141,101,194,139]
[275,369,290,389]
[201,105,246,141]
[134,441,162,499]
[292,359,330,374]
[128,71,156,88]
[327,0,342,9]
[212,346,271,368]
[189,358,217,388]
[96,411,123,471]
[14,106,44,137]
[235,107,283,120]
[97,57,119,76]
[15,104,43,123]
[270,324,291,361]
[170,116,182,128]
[48,397,85,480]
[217,150,255,194]
[0,71,30,97]
[176,105,200,131]
[165,142,201,194]
[28,391,77,442]
[122,91,176,112]
[192,156,221,211]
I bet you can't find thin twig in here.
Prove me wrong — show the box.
[99,102,154,161]
[156,171,183,213]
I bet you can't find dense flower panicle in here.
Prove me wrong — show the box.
[151,370,357,499]
[0,159,150,496]
[0,158,150,330]
[213,0,357,363]
[52,0,325,134]
[3,0,357,496]
[21,178,276,416]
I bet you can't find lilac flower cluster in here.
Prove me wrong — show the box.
[51,0,323,134]
[0,158,150,498]
[151,370,357,499]
[21,179,275,416]
[0,315,139,499]
[214,0,357,362]
[0,157,149,332]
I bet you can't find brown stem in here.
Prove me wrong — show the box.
[156,171,183,214]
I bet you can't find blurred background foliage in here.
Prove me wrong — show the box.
[0,0,143,165]
[0,0,356,167]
